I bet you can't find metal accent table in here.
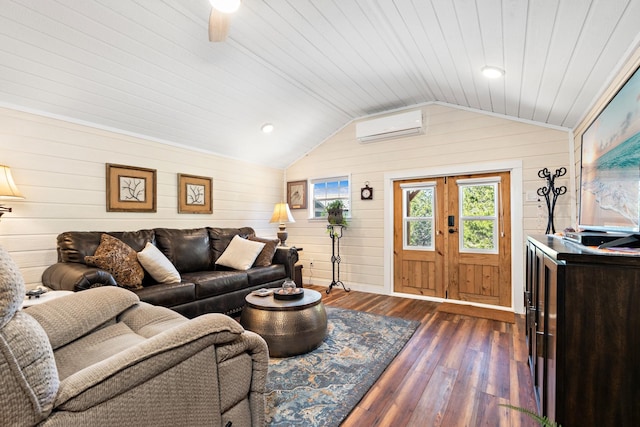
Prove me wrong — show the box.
[327,224,350,294]
[240,289,327,357]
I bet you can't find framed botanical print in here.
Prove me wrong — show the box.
[178,173,212,214]
[287,180,307,209]
[106,163,157,212]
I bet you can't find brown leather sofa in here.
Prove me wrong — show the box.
[42,227,298,317]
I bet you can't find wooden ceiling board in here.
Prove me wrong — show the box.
[1,0,639,167]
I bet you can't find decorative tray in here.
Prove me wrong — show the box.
[273,288,304,300]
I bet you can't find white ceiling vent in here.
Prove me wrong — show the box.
[356,109,424,143]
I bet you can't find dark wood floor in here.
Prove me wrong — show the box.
[308,285,539,427]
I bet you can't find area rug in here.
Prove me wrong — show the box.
[266,306,419,426]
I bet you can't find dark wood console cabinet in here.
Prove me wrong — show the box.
[525,235,640,427]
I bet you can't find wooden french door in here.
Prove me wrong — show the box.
[393,171,512,307]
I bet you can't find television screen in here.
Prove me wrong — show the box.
[579,66,640,233]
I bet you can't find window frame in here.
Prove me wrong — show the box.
[309,174,352,220]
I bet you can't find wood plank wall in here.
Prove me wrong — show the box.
[0,107,284,288]
[286,103,571,302]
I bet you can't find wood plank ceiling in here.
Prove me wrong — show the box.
[0,0,639,168]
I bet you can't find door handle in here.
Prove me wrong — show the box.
[448,228,457,234]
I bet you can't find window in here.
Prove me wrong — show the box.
[401,182,436,250]
[457,177,500,253]
[311,176,350,219]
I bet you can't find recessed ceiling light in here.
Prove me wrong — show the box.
[209,0,241,14]
[481,66,505,78]
[261,123,274,133]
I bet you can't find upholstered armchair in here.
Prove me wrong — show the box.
[0,245,268,427]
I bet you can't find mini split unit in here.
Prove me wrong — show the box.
[355,109,424,143]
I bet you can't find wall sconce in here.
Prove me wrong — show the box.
[0,165,24,218]
[269,202,295,246]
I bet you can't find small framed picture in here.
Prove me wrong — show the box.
[106,164,157,212]
[287,180,307,209]
[178,173,213,214]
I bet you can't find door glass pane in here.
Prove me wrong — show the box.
[403,185,435,250]
[461,185,495,216]
[407,189,433,216]
[459,182,498,253]
[406,220,433,246]
[462,219,495,249]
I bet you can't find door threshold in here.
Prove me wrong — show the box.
[437,302,515,323]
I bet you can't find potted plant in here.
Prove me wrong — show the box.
[325,200,348,226]
[500,405,560,427]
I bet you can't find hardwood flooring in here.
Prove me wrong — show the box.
[308,285,538,427]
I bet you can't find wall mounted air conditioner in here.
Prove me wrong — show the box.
[356,109,424,143]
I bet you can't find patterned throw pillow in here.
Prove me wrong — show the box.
[85,234,144,289]
[249,236,280,267]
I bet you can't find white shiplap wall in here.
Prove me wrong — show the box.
[286,103,572,312]
[0,107,284,288]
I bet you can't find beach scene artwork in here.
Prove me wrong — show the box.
[581,68,640,231]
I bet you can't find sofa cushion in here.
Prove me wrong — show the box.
[249,236,279,267]
[57,230,155,263]
[137,242,181,284]
[109,230,156,252]
[155,228,210,273]
[247,264,286,286]
[84,234,144,289]
[134,282,196,308]
[184,271,249,299]
[215,235,265,271]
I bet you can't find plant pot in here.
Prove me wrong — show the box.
[327,208,344,225]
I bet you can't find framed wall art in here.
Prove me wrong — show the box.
[106,163,157,212]
[178,173,212,214]
[287,180,307,209]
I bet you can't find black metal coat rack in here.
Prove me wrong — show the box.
[537,167,567,234]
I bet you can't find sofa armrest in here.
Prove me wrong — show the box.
[42,262,117,291]
[273,246,299,280]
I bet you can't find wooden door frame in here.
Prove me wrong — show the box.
[383,160,525,314]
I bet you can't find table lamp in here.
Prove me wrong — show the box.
[0,165,24,218]
[270,202,295,246]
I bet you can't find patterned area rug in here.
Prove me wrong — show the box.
[266,306,419,426]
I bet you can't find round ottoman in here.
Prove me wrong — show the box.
[240,288,327,357]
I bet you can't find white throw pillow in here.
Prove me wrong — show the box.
[215,235,265,270]
[137,242,181,283]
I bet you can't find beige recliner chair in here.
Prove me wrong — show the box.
[0,245,268,427]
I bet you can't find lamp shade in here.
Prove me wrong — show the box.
[0,165,24,199]
[269,202,295,224]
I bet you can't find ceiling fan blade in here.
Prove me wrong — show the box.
[209,8,230,42]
